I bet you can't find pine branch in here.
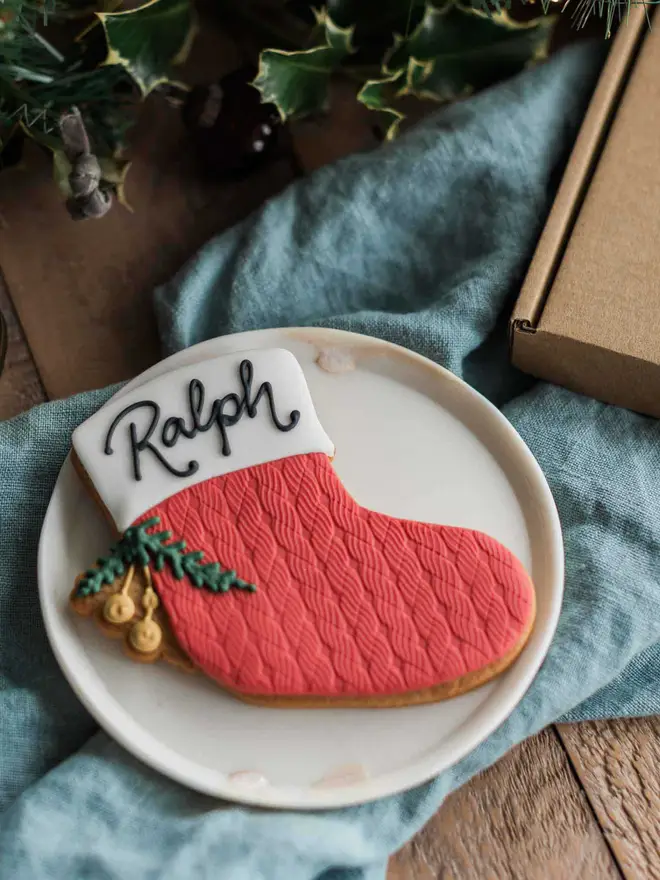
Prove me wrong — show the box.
[0,0,135,154]
[75,517,257,598]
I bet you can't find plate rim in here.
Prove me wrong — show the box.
[38,327,564,810]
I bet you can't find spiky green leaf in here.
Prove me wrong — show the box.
[326,0,427,35]
[253,9,355,121]
[97,0,197,97]
[384,2,555,103]
[357,72,405,140]
[323,0,428,66]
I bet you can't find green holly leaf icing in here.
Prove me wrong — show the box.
[75,517,256,598]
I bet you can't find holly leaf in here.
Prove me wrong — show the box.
[324,0,428,66]
[384,2,556,103]
[253,9,355,121]
[327,0,427,29]
[357,72,405,140]
[97,0,197,97]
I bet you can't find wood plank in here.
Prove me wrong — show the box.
[388,728,621,880]
[0,275,45,419]
[0,22,294,400]
[558,719,660,880]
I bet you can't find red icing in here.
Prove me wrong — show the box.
[136,453,534,698]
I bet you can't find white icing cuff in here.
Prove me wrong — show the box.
[73,348,335,531]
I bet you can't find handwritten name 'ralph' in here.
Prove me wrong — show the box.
[104,359,300,481]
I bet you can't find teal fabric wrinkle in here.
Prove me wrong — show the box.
[0,389,118,813]
[3,40,647,880]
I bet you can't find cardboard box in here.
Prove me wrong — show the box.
[510,7,660,416]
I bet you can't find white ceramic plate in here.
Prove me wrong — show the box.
[38,328,563,810]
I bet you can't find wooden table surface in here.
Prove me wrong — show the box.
[1,22,659,879]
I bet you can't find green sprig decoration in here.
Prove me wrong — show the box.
[75,516,256,598]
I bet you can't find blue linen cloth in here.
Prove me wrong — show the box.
[3,40,652,879]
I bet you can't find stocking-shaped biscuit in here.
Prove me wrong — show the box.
[70,348,535,708]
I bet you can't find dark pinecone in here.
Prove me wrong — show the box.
[182,66,282,178]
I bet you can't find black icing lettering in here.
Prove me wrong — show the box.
[161,417,182,447]
[211,392,242,456]
[188,379,206,432]
[104,359,301,480]
[239,359,300,432]
[105,401,199,481]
